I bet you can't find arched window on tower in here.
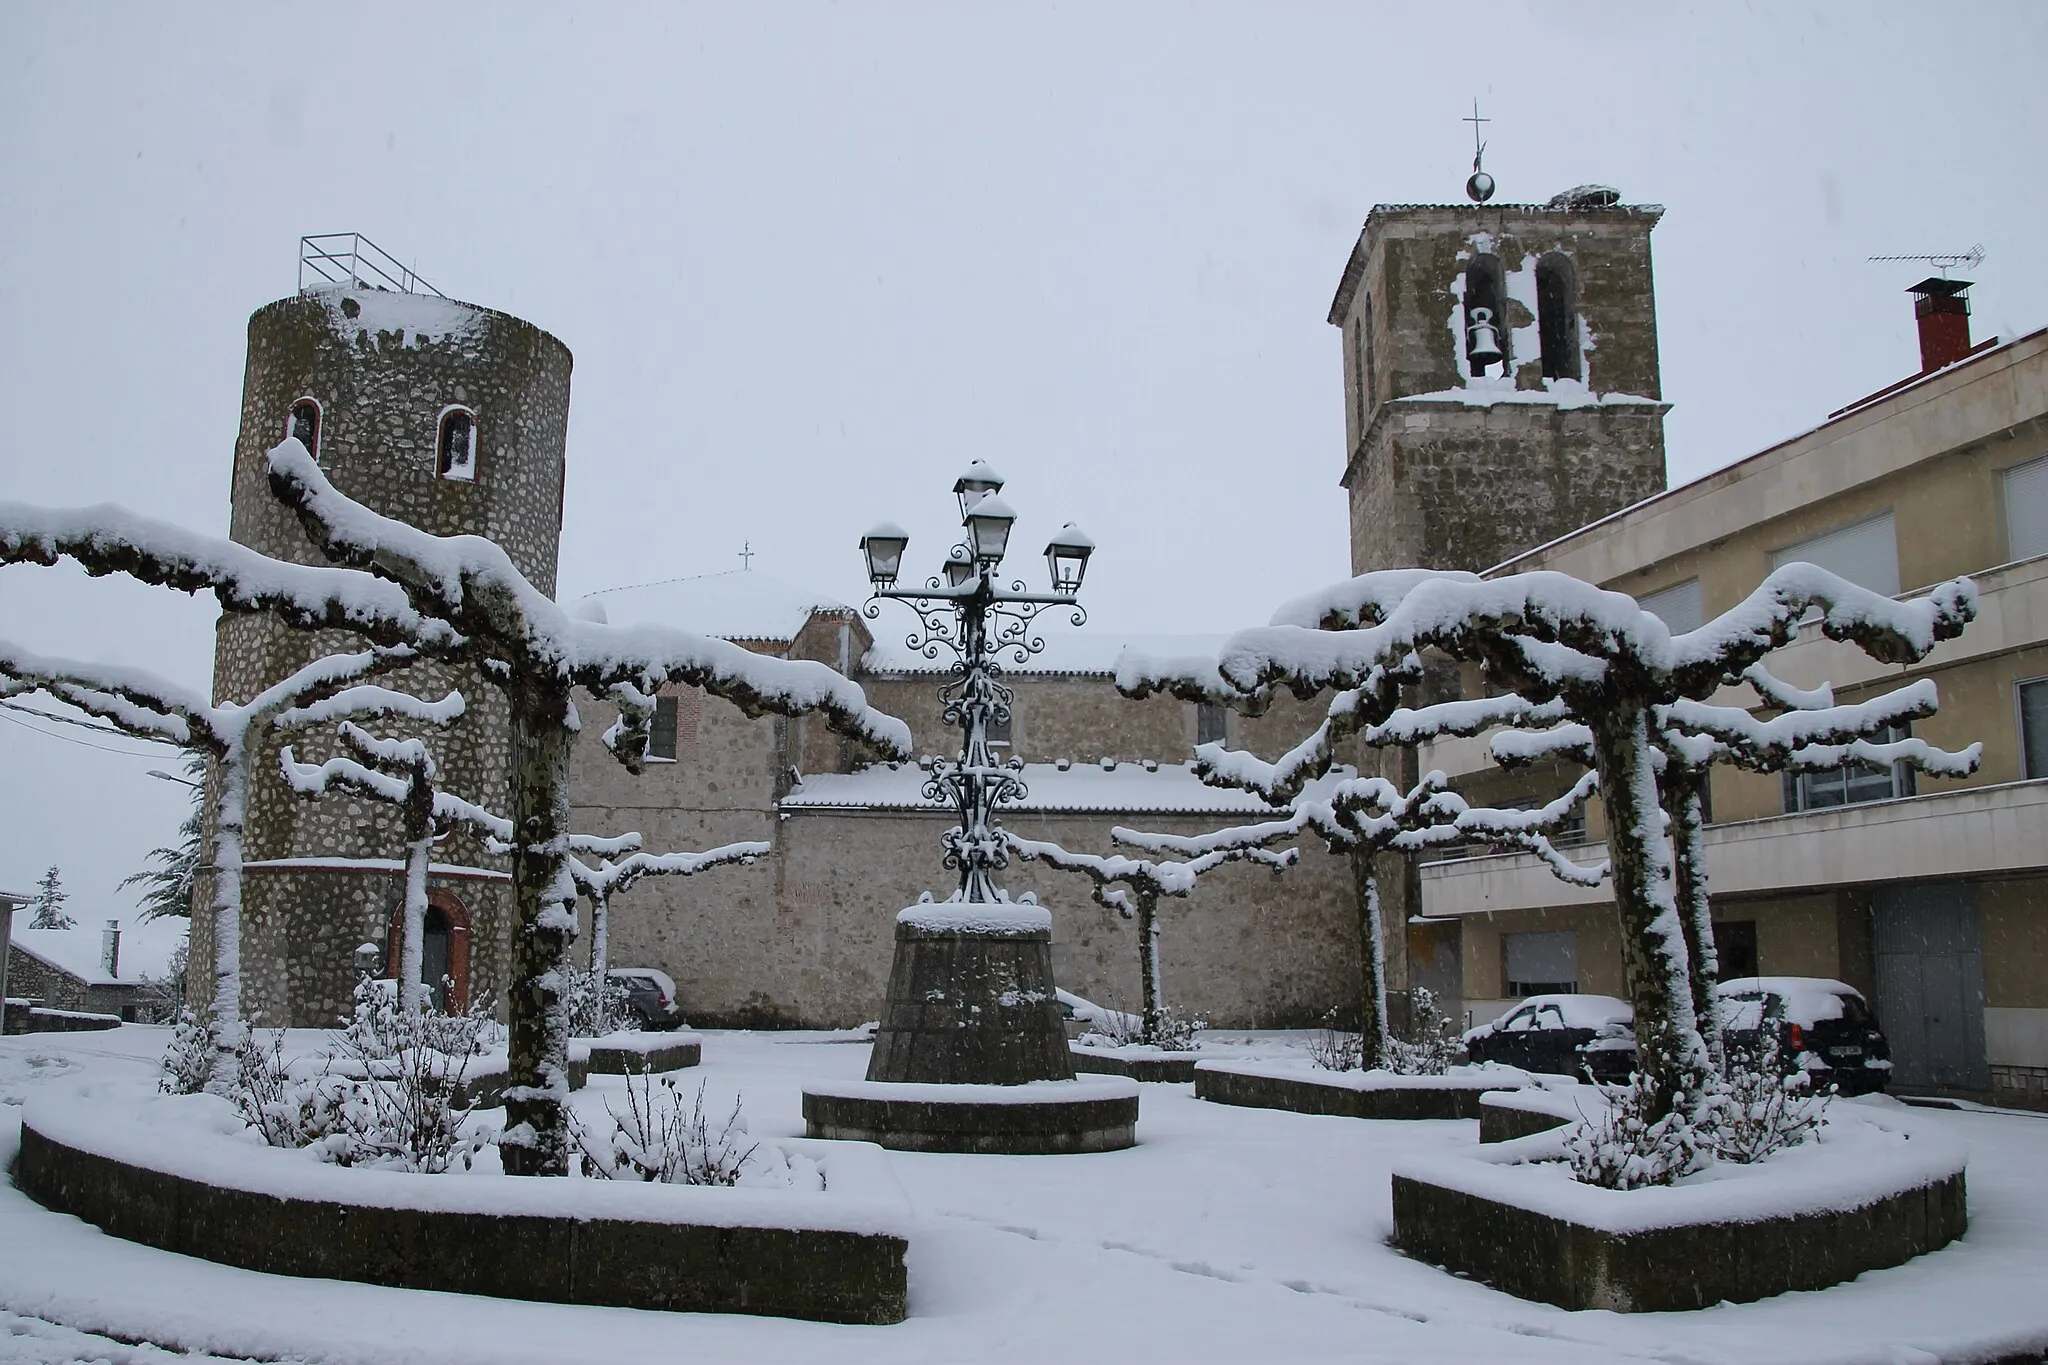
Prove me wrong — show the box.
[1536,251,1582,381]
[1462,255,1507,377]
[286,398,321,462]
[436,406,477,482]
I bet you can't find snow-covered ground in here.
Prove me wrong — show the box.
[3,1027,2047,1365]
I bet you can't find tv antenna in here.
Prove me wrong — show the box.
[1868,245,1985,278]
[1464,98,1495,203]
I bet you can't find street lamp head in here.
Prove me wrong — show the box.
[859,521,911,587]
[943,545,975,587]
[952,460,1006,521]
[962,492,1018,564]
[1044,523,1095,595]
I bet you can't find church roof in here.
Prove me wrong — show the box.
[781,760,1284,817]
[571,570,858,643]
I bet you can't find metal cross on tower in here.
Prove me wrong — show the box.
[1464,98,1496,203]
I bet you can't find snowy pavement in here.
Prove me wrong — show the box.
[2,1027,2047,1365]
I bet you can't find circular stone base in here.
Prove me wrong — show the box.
[803,1077,1140,1154]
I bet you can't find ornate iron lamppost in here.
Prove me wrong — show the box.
[804,465,1136,1152]
[858,461,1095,906]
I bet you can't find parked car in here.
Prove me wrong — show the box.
[1460,994,1636,1083]
[606,968,685,1030]
[1462,978,1893,1093]
[1717,976,1891,1095]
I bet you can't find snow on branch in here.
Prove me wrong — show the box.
[1266,567,1481,630]
[276,684,465,732]
[264,441,912,761]
[1006,831,1298,908]
[1492,722,1596,768]
[0,496,463,651]
[566,841,772,899]
[1741,663,1832,712]
[1668,563,1975,687]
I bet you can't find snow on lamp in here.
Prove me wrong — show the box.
[860,521,911,588]
[952,460,1005,521]
[1044,523,1094,595]
[963,493,1018,565]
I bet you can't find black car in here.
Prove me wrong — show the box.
[1717,977,1891,1095]
[1460,994,1636,1083]
[606,968,686,1030]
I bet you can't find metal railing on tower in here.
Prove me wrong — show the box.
[298,234,444,298]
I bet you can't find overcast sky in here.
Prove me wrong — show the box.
[4,2,2045,949]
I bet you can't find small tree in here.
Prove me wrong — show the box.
[27,865,73,929]
[1005,832,1297,1047]
[120,753,206,921]
[1,639,417,1089]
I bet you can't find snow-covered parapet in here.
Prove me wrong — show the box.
[896,902,1053,936]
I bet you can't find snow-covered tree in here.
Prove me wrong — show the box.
[0,639,415,1089]
[27,865,73,930]
[1,439,910,1174]
[562,835,768,1035]
[1115,571,1600,1068]
[275,686,493,1016]
[1006,832,1297,1047]
[120,753,206,921]
[1121,564,1976,1142]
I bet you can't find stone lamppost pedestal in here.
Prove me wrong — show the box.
[803,905,1138,1154]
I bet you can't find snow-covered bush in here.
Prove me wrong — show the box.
[338,974,500,1060]
[579,1072,758,1186]
[158,1008,216,1095]
[1386,986,1462,1076]
[1711,1036,1830,1165]
[1148,1005,1206,1052]
[562,967,637,1039]
[1564,1073,1709,1190]
[1306,1008,1363,1072]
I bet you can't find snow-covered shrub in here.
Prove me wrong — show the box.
[579,1071,758,1186]
[338,974,500,1060]
[1563,1074,1709,1190]
[1711,1036,1830,1165]
[562,966,636,1038]
[1306,1008,1363,1072]
[1386,986,1462,1076]
[1149,1005,1207,1053]
[158,1009,214,1095]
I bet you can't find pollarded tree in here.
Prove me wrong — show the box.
[276,690,493,1016]
[1115,569,1602,1069]
[0,640,415,1088]
[563,836,769,1035]
[1121,563,1975,1141]
[0,441,910,1173]
[1005,832,1299,1047]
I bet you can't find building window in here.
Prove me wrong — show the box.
[1785,723,1915,812]
[286,398,321,461]
[2004,454,2048,563]
[1463,254,1508,377]
[2020,678,2048,780]
[1535,252,1582,381]
[648,695,678,762]
[1713,919,1759,979]
[1639,577,1703,634]
[1197,703,1228,747]
[436,406,477,481]
[986,705,1012,748]
[1350,313,1367,443]
[1504,930,1578,997]
[1770,512,1900,598]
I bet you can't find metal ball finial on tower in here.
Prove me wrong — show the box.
[1464,98,1495,203]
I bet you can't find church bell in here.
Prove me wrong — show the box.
[1466,306,1505,370]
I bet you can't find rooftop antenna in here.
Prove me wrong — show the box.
[738,541,755,570]
[1464,99,1495,203]
[1867,245,1985,278]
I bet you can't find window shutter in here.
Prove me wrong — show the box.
[2004,455,2048,563]
[1504,931,1578,989]
[2022,679,2048,781]
[1639,578,1703,634]
[1772,512,1900,596]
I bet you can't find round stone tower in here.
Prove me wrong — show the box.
[196,272,572,1027]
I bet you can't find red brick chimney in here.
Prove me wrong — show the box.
[1909,277,1973,373]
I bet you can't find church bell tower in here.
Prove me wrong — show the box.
[1328,184,1670,573]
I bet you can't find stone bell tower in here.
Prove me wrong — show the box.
[1328,185,1670,574]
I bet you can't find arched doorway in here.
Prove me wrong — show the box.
[385,888,473,1012]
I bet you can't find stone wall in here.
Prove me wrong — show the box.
[194,289,571,1025]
